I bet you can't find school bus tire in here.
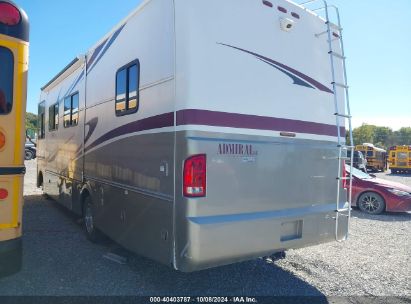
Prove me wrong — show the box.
[0,238,22,278]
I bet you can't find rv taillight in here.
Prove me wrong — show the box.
[183,154,206,197]
[0,2,21,26]
[0,188,8,200]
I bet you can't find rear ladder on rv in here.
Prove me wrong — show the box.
[300,0,354,242]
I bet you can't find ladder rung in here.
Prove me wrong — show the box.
[334,113,352,118]
[328,51,346,59]
[326,21,343,31]
[337,145,355,149]
[332,82,349,89]
[336,177,352,181]
[335,208,350,213]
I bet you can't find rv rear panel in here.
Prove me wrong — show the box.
[37,0,349,272]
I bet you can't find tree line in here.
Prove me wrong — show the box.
[26,112,37,130]
[347,124,411,149]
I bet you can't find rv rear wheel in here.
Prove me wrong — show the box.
[83,196,102,242]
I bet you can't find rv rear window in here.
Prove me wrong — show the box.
[64,92,79,128]
[115,60,139,116]
[49,103,59,131]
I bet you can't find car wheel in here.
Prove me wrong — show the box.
[358,192,385,215]
[83,195,102,242]
[24,149,34,160]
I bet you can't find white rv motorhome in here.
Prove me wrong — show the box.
[37,0,353,272]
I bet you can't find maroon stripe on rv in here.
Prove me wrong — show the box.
[219,43,334,94]
[85,112,174,153]
[177,109,345,138]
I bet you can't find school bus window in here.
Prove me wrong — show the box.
[0,46,14,114]
[49,103,59,131]
[115,60,139,115]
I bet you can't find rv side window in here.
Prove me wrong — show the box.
[38,102,45,139]
[64,92,79,127]
[49,103,59,131]
[115,60,139,116]
[71,93,79,126]
[64,97,71,127]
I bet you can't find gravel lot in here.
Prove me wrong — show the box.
[0,160,409,299]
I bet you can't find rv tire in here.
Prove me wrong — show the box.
[83,195,102,243]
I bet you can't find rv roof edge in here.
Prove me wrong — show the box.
[87,0,153,57]
[41,56,84,92]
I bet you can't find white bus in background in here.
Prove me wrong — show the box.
[37,0,352,272]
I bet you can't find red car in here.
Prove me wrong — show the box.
[346,165,411,214]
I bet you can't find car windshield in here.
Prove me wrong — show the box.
[345,164,373,179]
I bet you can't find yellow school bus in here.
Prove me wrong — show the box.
[355,143,387,172]
[0,0,29,277]
[389,145,411,174]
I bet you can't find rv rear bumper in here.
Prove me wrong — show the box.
[0,237,22,278]
[175,204,347,272]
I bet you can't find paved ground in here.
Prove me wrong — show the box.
[0,161,409,299]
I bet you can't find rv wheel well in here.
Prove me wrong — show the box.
[37,171,43,188]
[80,189,90,215]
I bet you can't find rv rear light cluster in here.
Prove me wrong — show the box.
[183,154,206,197]
[0,130,5,150]
[0,188,8,200]
[0,2,21,26]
